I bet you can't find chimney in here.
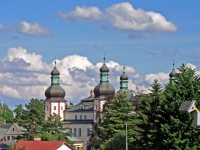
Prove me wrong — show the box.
[90,89,94,97]
[33,136,41,141]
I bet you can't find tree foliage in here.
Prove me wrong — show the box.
[87,93,136,150]
[135,64,200,149]
[0,101,14,123]
[13,98,71,141]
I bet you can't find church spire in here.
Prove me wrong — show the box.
[120,65,128,89]
[100,55,109,82]
[169,61,177,85]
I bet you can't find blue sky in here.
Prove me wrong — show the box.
[0,1,199,109]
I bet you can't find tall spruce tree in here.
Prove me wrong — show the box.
[156,64,200,149]
[136,64,200,150]
[134,79,164,149]
[87,93,137,150]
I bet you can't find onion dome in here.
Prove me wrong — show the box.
[120,66,128,80]
[94,56,115,98]
[45,85,66,99]
[100,56,109,72]
[94,82,115,97]
[169,69,176,78]
[51,67,60,75]
[169,62,177,78]
[45,60,66,102]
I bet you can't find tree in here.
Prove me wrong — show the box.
[98,131,126,150]
[0,101,14,123]
[156,64,200,149]
[41,113,71,142]
[135,64,200,149]
[87,93,136,150]
[134,79,164,149]
[13,98,71,141]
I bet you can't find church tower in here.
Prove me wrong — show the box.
[93,56,115,122]
[45,61,66,121]
[169,62,177,85]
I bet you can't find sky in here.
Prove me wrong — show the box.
[0,0,200,109]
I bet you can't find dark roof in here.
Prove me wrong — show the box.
[0,124,12,129]
[66,101,93,112]
[169,69,176,78]
[51,67,60,76]
[94,82,115,98]
[45,85,66,102]
[100,64,109,72]
[120,72,128,80]
[62,120,93,124]
[80,95,94,102]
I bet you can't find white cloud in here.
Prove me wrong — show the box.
[0,85,20,99]
[17,21,51,36]
[3,47,51,73]
[57,2,177,36]
[56,6,103,22]
[145,72,169,85]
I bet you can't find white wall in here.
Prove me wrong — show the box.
[64,111,93,120]
[63,123,92,150]
[57,144,71,150]
[45,101,66,121]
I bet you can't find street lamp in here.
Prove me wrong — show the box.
[126,111,136,150]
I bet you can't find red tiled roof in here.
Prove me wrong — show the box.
[14,141,74,150]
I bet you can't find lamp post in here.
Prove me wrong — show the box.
[126,111,136,150]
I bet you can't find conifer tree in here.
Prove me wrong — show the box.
[156,64,200,149]
[134,79,164,149]
[87,93,137,150]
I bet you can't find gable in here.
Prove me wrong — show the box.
[6,124,21,135]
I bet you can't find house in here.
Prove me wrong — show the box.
[0,123,24,149]
[14,141,76,150]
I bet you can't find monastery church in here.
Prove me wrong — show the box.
[44,57,176,150]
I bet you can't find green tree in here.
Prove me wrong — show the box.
[98,131,126,150]
[0,101,14,123]
[156,64,200,149]
[136,64,200,150]
[13,98,70,141]
[87,93,136,150]
[134,79,164,149]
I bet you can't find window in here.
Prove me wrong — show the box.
[13,128,14,131]
[61,106,63,110]
[74,128,77,137]
[46,106,48,111]
[96,105,97,109]
[75,115,77,120]
[7,136,10,141]
[12,136,15,141]
[84,105,89,109]
[78,128,81,137]
[54,106,56,110]
[84,115,87,120]
[69,128,72,133]
[80,115,82,120]
[87,128,90,136]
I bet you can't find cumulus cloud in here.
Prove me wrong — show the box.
[57,2,177,36]
[16,21,52,36]
[0,48,149,107]
[145,72,169,85]
[0,85,21,99]
[56,6,103,22]
[5,47,196,108]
